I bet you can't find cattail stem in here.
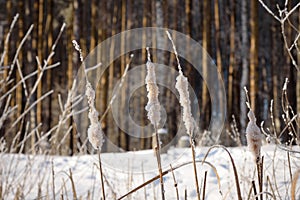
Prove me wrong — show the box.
[98,149,106,200]
[51,160,56,200]
[170,164,179,200]
[154,125,165,200]
[287,151,293,183]
[252,180,259,200]
[202,171,208,200]
[117,160,220,200]
[256,156,264,200]
[190,137,200,200]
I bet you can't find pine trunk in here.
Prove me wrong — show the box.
[249,0,258,112]
[240,0,248,144]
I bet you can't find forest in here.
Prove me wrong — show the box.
[0,0,299,154]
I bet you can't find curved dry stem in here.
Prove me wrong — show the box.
[117,160,221,200]
[251,191,275,200]
[202,145,242,200]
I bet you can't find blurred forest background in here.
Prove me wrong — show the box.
[0,0,299,155]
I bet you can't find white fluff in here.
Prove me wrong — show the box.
[86,81,104,150]
[145,61,161,126]
[175,73,195,136]
[246,110,263,162]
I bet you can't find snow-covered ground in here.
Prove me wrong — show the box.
[1,144,299,199]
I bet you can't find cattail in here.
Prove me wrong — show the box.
[166,31,195,136]
[166,31,200,200]
[145,48,161,127]
[246,109,263,163]
[175,73,195,136]
[86,81,104,150]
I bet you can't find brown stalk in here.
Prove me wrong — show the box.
[202,145,242,200]
[256,156,264,200]
[98,149,106,200]
[68,169,77,200]
[190,138,201,200]
[154,125,165,200]
[266,176,276,200]
[52,160,56,200]
[117,160,221,200]
[202,171,208,200]
[287,151,293,183]
[170,164,179,200]
[252,181,259,200]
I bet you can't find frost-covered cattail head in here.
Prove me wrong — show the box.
[175,73,195,136]
[86,81,104,150]
[166,31,196,137]
[246,109,263,163]
[145,49,161,127]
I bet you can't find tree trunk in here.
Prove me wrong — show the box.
[140,0,148,150]
[37,0,44,134]
[202,0,211,128]
[107,1,118,151]
[240,0,248,145]
[120,0,129,150]
[249,0,258,112]
[228,0,235,119]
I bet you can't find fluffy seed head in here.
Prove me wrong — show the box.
[145,61,161,126]
[175,73,195,136]
[86,81,104,150]
[246,110,263,163]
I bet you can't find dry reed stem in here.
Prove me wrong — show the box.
[154,127,165,200]
[287,151,293,182]
[202,145,242,200]
[252,180,259,200]
[52,160,56,200]
[266,176,276,200]
[170,164,179,200]
[142,163,147,200]
[0,13,19,66]
[98,150,106,200]
[117,160,221,200]
[190,139,201,200]
[202,171,208,200]
[68,169,77,200]
[256,157,264,200]
[271,146,282,199]
[4,23,65,145]
[6,25,34,83]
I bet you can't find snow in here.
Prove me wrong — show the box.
[1,144,299,199]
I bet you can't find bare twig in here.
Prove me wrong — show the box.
[0,13,19,66]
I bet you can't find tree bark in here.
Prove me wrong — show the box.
[249,0,258,112]
[202,0,211,128]
[228,0,235,119]
[240,0,248,145]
